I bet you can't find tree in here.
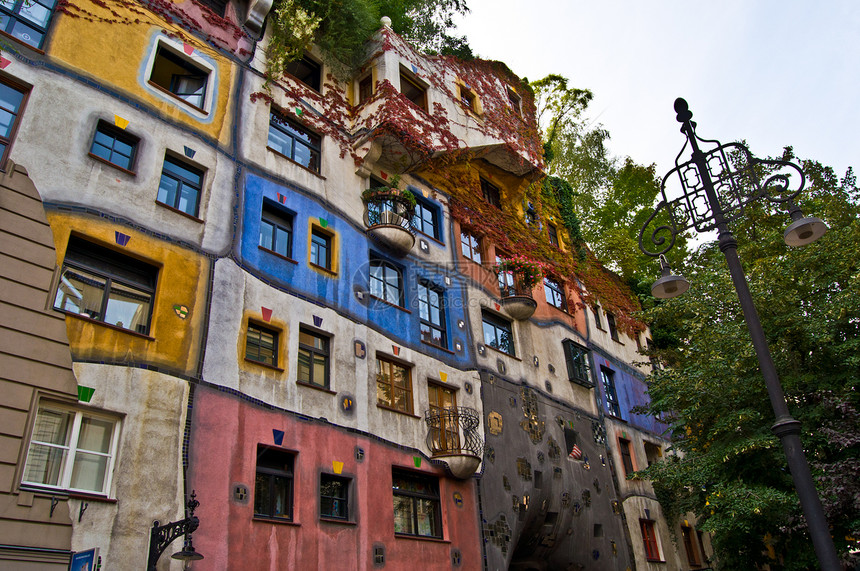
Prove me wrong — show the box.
[636,152,860,570]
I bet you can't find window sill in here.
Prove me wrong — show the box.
[59,310,155,340]
[394,533,449,543]
[369,295,411,314]
[266,146,325,180]
[252,515,300,526]
[421,339,454,354]
[484,343,519,361]
[296,380,336,395]
[309,262,337,276]
[320,517,356,526]
[376,403,421,419]
[258,246,298,264]
[69,490,118,503]
[0,29,46,54]
[611,337,624,345]
[20,484,115,502]
[87,153,137,177]
[156,200,203,223]
[147,80,210,115]
[415,229,444,246]
[243,357,285,372]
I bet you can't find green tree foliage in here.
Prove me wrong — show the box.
[531,75,688,283]
[636,152,860,570]
[267,0,471,80]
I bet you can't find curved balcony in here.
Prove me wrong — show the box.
[497,273,537,320]
[424,406,484,479]
[362,190,415,257]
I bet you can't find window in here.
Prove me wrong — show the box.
[607,311,619,341]
[285,54,321,91]
[563,427,580,459]
[376,356,413,414]
[0,77,28,168]
[399,68,427,112]
[525,202,538,226]
[369,259,403,306]
[246,322,278,367]
[640,519,662,562]
[22,404,119,495]
[681,525,701,567]
[268,110,321,173]
[320,473,349,520]
[0,0,56,49]
[480,178,500,208]
[259,200,293,259]
[562,340,591,387]
[417,282,446,348]
[310,229,332,270]
[88,120,138,172]
[392,469,441,538]
[482,311,514,356]
[644,442,662,467]
[254,445,294,520]
[427,383,458,452]
[547,223,559,247]
[157,154,203,217]
[460,231,481,263]
[646,337,661,372]
[507,87,521,115]
[592,305,602,329]
[496,252,515,297]
[53,236,157,335]
[197,0,227,16]
[412,197,440,240]
[601,367,620,417]
[297,327,329,388]
[358,74,373,104]
[618,438,634,476]
[459,85,476,112]
[543,278,566,311]
[149,43,210,110]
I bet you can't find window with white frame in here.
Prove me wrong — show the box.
[22,403,120,495]
[148,40,213,113]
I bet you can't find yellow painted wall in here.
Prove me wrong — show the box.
[46,212,210,376]
[48,1,236,144]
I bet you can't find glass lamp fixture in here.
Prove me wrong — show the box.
[784,202,828,247]
[651,254,690,299]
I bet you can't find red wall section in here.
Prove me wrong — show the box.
[187,386,482,570]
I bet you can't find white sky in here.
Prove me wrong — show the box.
[456,1,859,182]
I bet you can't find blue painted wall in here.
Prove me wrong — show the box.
[591,350,667,435]
[239,173,473,368]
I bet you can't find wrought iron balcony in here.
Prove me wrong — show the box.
[424,406,484,479]
[497,272,537,320]
[362,190,415,257]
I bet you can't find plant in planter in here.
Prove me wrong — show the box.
[492,255,546,293]
[361,175,417,226]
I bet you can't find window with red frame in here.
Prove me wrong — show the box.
[640,519,661,561]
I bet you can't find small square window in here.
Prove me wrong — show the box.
[376,356,413,414]
[268,110,321,173]
[0,77,29,169]
[0,0,56,49]
[460,231,481,263]
[480,178,501,208]
[254,445,294,520]
[53,236,157,335]
[157,154,203,218]
[459,85,476,112]
[285,54,321,92]
[392,469,441,538]
[259,200,293,259]
[246,322,278,367]
[310,229,332,270]
[543,278,566,311]
[482,310,514,356]
[320,473,349,520]
[358,74,373,104]
[399,68,427,112]
[148,43,210,111]
[22,403,120,495]
[89,120,138,172]
[297,327,329,388]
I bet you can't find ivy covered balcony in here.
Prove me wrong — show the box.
[424,406,483,479]
[362,185,416,257]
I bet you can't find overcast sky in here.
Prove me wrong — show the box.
[456,1,859,182]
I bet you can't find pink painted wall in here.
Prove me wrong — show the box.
[187,385,482,570]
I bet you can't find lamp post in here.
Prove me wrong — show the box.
[638,98,840,569]
[147,491,204,570]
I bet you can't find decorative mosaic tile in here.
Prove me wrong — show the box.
[537,451,545,464]
[354,340,366,359]
[533,355,539,367]
[519,387,545,444]
[355,446,365,462]
[581,489,591,507]
[516,457,532,481]
[453,491,463,507]
[485,447,495,463]
[561,492,571,507]
[547,437,560,461]
[497,359,506,375]
[451,549,461,567]
[485,515,512,554]
[545,380,552,393]
[340,394,355,416]
[592,420,607,445]
[502,475,510,491]
[487,412,503,435]
[509,396,517,408]
[593,478,601,493]
[464,382,473,394]
[548,363,556,374]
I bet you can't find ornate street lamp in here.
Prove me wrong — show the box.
[638,98,840,569]
[147,491,204,570]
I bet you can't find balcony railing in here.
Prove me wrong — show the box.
[424,406,483,478]
[362,191,415,256]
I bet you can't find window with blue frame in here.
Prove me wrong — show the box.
[369,259,403,306]
[259,200,293,259]
[0,0,56,49]
[417,282,446,348]
[601,366,621,417]
[412,196,440,240]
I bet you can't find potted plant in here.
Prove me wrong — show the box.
[492,255,545,320]
[361,175,416,256]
